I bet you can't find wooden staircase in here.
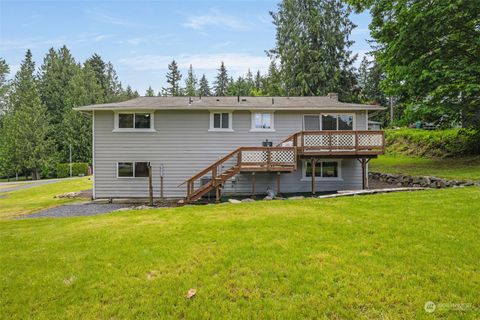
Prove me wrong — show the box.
[179,130,385,204]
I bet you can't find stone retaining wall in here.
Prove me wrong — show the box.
[369,172,479,188]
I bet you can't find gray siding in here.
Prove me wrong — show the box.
[93,110,367,198]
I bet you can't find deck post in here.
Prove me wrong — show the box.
[357,158,370,190]
[215,186,221,203]
[276,172,281,196]
[311,158,316,195]
[251,172,256,199]
[148,163,153,206]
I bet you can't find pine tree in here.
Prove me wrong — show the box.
[198,74,211,96]
[264,61,284,96]
[0,58,10,115]
[4,50,53,179]
[61,63,104,163]
[0,58,11,178]
[85,53,108,97]
[245,69,255,95]
[254,70,262,91]
[38,46,78,125]
[213,61,229,96]
[146,86,155,96]
[162,60,183,96]
[269,0,357,98]
[184,64,197,96]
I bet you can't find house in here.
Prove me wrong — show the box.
[75,94,385,203]
[368,120,383,131]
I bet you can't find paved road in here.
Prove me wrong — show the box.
[0,177,82,193]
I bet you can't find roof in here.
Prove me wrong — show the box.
[74,96,384,112]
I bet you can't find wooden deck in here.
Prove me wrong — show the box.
[180,130,384,203]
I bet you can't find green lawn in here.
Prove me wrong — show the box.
[1,186,479,318]
[0,177,91,219]
[370,154,480,181]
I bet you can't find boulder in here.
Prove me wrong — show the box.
[241,198,255,203]
[288,196,305,200]
[228,199,241,204]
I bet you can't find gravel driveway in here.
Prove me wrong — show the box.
[22,203,131,219]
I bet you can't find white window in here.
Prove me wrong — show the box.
[251,112,275,132]
[209,111,233,131]
[301,160,342,181]
[114,112,155,132]
[303,114,354,131]
[117,162,150,178]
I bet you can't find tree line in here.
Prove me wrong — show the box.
[0,48,139,180]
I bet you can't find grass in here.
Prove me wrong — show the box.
[0,177,91,219]
[1,186,479,319]
[370,154,480,181]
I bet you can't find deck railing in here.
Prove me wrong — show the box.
[280,130,384,155]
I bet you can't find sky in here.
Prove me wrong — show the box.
[0,0,372,95]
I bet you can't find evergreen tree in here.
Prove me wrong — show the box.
[162,60,182,96]
[125,85,139,99]
[263,61,284,96]
[61,63,104,163]
[184,64,197,96]
[38,46,78,125]
[0,58,10,113]
[198,74,211,96]
[85,53,108,97]
[254,70,262,91]
[4,50,53,179]
[269,0,357,98]
[245,69,255,95]
[146,86,155,96]
[213,61,229,96]
[104,62,124,102]
[0,59,11,177]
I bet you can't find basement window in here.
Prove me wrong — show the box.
[117,162,150,178]
[302,160,342,181]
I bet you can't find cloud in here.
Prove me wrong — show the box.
[118,53,270,74]
[182,9,251,31]
[85,8,144,28]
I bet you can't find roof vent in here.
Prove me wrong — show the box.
[328,92,339,101]
[241,98,247,102]
[272,97,274,105]
[216,98,220,101]
[188,97,193,104]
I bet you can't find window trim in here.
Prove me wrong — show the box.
[113,111,156,132]
[209,110,234,132]
[300,159,343,181]
[116,161,151,179]
[250,111,275,132]
[303,113,356,131]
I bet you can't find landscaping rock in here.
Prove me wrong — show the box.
[186,288,196,299]
[228,199,241,204]
[241,198,255,203]
[288,196,305,200]
[54,191,81,199]
[369,172,476,189]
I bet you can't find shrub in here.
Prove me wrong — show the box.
[385,128,479,158]
[57,163,89,178]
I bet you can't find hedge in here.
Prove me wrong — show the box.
[57,163,89,178]
[385,128,479,158]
